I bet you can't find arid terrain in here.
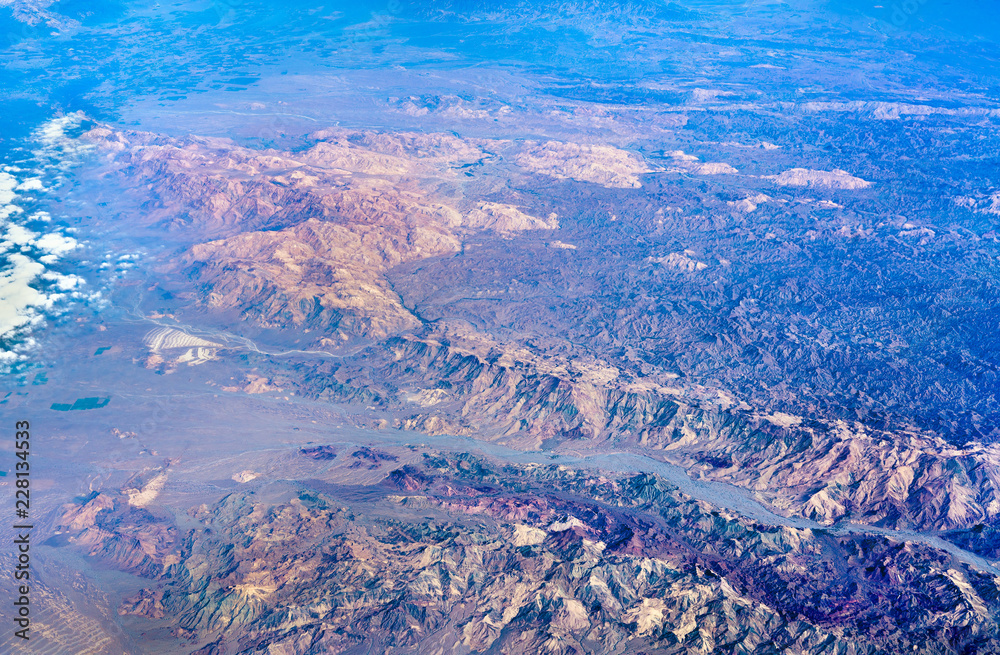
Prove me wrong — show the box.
[2,0,1000,653]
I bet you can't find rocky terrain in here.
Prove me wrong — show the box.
[4,0,1000,652]
[71,121,1000,535]
[45,452,1000,654]
[77,102,1000,447]
[29,104,991,652]
[286,324,1000,533]
[83,126,510,339]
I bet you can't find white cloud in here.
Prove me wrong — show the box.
[0,147,91,361]
[0,253,50,338]
[15,178,44,192]
[3,224,37,247]
[34,232,78,256]
[0,171,17,204]
[41,271,84,291]
[32,112,95,167]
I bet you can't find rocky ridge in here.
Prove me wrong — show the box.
[55,454,1000,654]
[83,126,578,339]
[295,322,1000,534]
[61,120,1000,653]
[83,122,1000,535]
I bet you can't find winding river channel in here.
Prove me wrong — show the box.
[354,429,1000,576]
[126,317,1000,577]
